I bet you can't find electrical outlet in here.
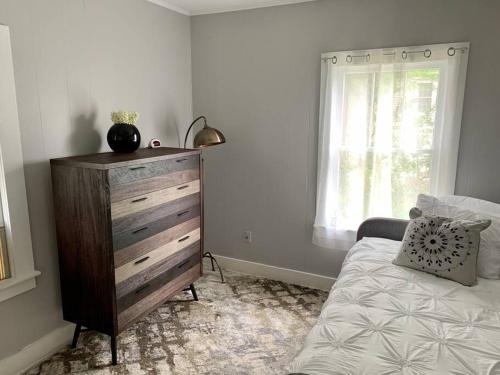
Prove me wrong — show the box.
[243,230,252,244]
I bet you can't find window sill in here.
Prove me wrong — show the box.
[0,270,41,302]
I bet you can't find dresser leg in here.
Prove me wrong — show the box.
[110,336,117,365]
[71,324,81,349]
[189,283,199,301]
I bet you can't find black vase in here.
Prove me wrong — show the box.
[107,123,141,153]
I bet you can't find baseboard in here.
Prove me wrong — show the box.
[0,323,74,375]
[212,255,336,291]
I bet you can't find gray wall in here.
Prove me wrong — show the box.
[0,0,192,360]
[191,0,500,278]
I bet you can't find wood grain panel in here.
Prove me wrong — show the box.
[51,164,116,336]
[51,147,201,170]
[112,193,200,235]
[115,228,200,284]
[110,169,199,202]
[111,180,200,220]
[109,154,199,186]
[116,253,200,313]
[114,217,200,268]
[118,265,201,331]
[115,242,200,299]
[113,201,200,251]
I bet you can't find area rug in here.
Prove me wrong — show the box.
[25,261,328,375]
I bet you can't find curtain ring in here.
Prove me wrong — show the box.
[424,49,432,58]
[366,54,370,62]
[447,47,456,56]
[401,51,408,60]
[331,56,337,64]
[346,55,352,63]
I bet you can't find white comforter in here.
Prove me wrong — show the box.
[289,237,500,375]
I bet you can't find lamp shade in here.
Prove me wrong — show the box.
[193,126,226,148]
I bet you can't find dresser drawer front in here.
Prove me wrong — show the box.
[113,202,200,251]
[115,241,200,299]
[115,228,200,285]
[112,193,200,236]
[111,180,200,220]
[116,253,200,313]
[114,216,200,268]
[118,265,201,331]
[109,155,199,186]
[111,169,199,203]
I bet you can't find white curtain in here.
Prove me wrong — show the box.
[313,43,470,250]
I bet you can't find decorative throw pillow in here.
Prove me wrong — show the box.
[393,207,491,286]
[417,194,500,280]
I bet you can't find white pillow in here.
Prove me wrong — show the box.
[416,194,500,279]
[439,195,500,217]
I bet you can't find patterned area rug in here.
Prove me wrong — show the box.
[25,261,327,375]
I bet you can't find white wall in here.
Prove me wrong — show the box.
[0,0,192,360]
[191,0,500,279]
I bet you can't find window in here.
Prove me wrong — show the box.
[0,195,10,281]
[0,25,39,301]
[314,43,469,250]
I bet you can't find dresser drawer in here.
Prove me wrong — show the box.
[112,193,200,235]
[115,228,200,285]
[111,180,200,220]
[115,241,200,299]
[109,154,199,186]
[110,169,199,203]
[114,216,200,268]
[113,201,200,251]
[117,264,201,331]
[116,252,200,313]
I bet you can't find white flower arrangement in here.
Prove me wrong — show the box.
[111,111,140,125]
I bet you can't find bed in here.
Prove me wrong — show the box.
[289,218,500,375]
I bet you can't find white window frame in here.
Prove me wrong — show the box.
[0,24,40,302]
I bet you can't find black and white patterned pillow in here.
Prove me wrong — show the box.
[393,207,491,286]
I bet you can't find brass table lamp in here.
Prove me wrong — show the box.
[183,116,226,283]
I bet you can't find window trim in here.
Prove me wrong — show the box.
[0,25,40,302]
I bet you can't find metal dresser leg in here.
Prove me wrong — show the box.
[111,336,117,365]
[71,324,81,349]
[189,283,199,301]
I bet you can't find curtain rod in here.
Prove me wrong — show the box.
[322,46,468,64]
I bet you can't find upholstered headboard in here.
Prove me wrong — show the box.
[356,217,409,242]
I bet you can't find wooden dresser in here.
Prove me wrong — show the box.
[50,147,203,365]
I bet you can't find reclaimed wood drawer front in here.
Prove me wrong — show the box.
[111,180,200,220]
[118,265,201,331]
[109,155,199,186]
[110,169,199,203]
[113,202,200,251]
[116,241,200,299]
[112,193,200,236]
[115,228,200,284]
[116,253,200,313]
[114,217,200,268]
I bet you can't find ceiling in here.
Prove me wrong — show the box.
[147,0,316,16]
